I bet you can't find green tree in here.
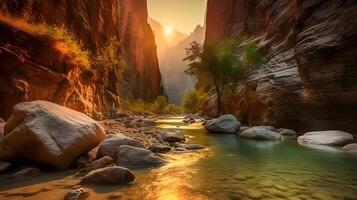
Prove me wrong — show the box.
[184,39,261,116]
[183,89,208,113]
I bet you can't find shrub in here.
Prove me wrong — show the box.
[0,14,90,68]
[121,96,181,115]
[183,89,208,113]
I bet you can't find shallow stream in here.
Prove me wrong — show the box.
[1,117,357,200]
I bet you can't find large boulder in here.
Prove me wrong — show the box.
[342,143,357,154]
[297,131,353,146]
[161,131,185,143]
[205,115,240,134]
[240,127,283,141]
[81,166,135,185]
[97,134,145,159]
[116,145,166,168]
[0,101,105,170]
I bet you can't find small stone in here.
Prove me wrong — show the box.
[342,143,357,154]
[80,156,114,173]
[81,166,135,185]
[161,131,185,143]
[149,144,171,153]
[174,147,186,152]
[64,188,89,200]
[277,128,297,136]
[185,144,206,150]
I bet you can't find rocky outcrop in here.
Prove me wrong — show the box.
[205,0,357,132]
[0,0,161,120]
[0,101,105,170]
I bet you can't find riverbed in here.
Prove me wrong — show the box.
[1,117,357,200]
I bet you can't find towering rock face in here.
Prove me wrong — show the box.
[205,0,357,132]
[0,0,161,119]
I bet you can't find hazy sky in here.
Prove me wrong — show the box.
[147,0,207,34]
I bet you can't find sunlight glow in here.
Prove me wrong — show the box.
[164,26,173,37]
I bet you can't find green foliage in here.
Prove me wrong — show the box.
[183,89,208,113]
[0,14,90,67]
[43,25,90,67]
[121,96,182,115]
[152,96,168,113]
[184,38,262,116]
[93,38,127,74]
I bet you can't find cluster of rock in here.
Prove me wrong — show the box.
[0,100,207,196]
[0,102,153,188]
[204,115,296,140]
[182,113,208,124]
[205,115,356,153]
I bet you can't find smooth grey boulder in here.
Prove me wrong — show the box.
[205,115,240,134]
[116,145,166,168]
[0,101,105,170]
[343,143,357,154]
[81,166,135,185]
[240,127,283,140]
[297,131,353,146]
[161,131,185,143]
[277,128,297,136]
[97,134,145,159]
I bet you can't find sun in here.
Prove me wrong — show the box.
[164,26,173,37]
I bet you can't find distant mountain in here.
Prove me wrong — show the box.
[148,18,187,54]
[159,25,206,105]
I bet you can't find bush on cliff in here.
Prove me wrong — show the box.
[0,14,90,68]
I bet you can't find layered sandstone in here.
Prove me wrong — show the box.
[205,0,357,132]
[0,0,161,119]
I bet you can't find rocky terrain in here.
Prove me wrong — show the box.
[0,0,162,120]
[0,101,206,198]
[205,0,357,132]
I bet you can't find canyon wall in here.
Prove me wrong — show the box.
[205,0,357,132]
[0,0,161,119]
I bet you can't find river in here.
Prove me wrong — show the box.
[1,117,357,200]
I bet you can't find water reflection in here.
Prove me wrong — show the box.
[137,152,210,200]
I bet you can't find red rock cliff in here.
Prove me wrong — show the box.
[205,0,357,132]
[0,0,161,119]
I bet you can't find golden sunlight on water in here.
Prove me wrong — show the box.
[138,152,211,200]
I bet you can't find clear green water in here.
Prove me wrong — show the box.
[126,118,357,200]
